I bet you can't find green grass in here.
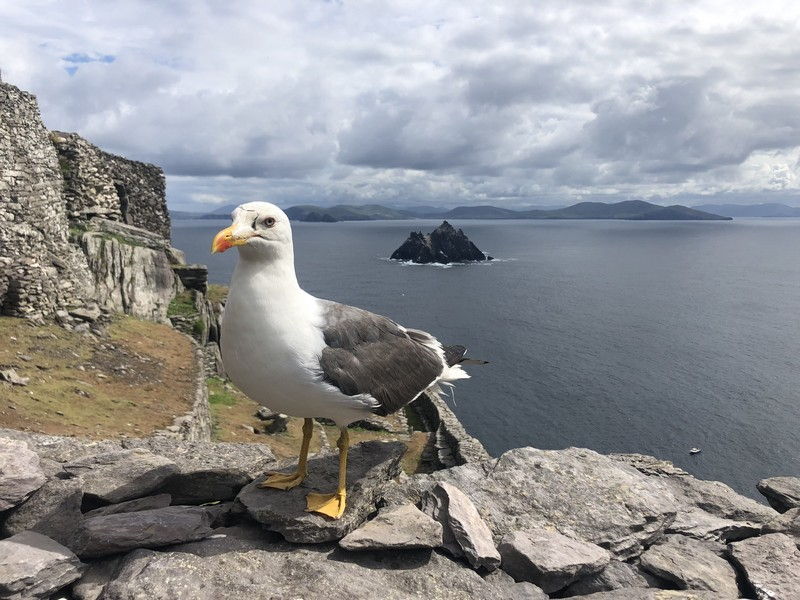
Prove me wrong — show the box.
[207,377,239,407]
[167,291,196,317]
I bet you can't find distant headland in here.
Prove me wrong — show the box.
[174,200,733,222]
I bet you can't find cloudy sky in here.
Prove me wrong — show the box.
[2,1,799,211]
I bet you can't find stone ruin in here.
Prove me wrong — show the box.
[0,81,217,344]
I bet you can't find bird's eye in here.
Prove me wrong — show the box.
[264,217,276,228]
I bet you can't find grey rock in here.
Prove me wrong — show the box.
[571,591,723,599]
[431,447,677,560]
[99,543,535,600]
[71,556,120,600]
[72,506,213,558]
[614,453,778,525]
[0,428,122,464]
[422,482,501,571]
[0,368,28,386]
[264,414,288,434]
[562,560,663,596]
[255,406,278,420]
[68,305,101,322]
[63,448,178,503]
[498,529,611,594]
[481,570,549,600]
[0,531,84,600]
[235,440,404,543]
[123,437,275,504]
[83,493,172,518]
[0,438,46,510]
[757,477,800,513]
[763,507,800,539]
[167,523,282,556]
[339,503,443,550]
[2,477,83,546]
[639,535,739,597]
[666,507,761,543]
[728,533,800,600]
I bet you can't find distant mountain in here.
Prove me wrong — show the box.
[440,200,730,221]
[174,200,730,222]
[693,203,800,217]
[285,204,410,222]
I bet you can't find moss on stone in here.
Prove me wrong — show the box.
[167,291,195,317]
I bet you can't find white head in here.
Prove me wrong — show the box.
[211,202,293,262]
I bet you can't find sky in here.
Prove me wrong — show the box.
[2,1,800,211]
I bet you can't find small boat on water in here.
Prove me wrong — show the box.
[689,447,702,455]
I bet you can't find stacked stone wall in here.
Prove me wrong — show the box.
[0,83,92,318]
[51,132,169,238]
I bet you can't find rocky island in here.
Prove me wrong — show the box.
[390,221,492,264]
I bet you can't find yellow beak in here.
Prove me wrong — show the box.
[211,225,251,253]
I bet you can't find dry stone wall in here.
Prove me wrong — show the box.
[52,132,169,238]
[0,82,93,319]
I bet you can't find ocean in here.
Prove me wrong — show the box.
[172,217,800,500]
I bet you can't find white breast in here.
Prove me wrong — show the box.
[221,262,374,425]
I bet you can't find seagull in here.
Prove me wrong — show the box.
[211,202,482,518]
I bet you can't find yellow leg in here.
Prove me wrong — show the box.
[259,417,313,490]
[306,427,348,518]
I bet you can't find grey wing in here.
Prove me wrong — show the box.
[318,301,445,416]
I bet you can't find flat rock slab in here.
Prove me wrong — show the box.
[0,437,46,510]
[430,447,677,560]
[83,493,172,519]
[98,543,533,600]
[757,476,800,513]
[614,453,778,525]
[63,448,178,503]
[72,506,213,558]
[0,531,84,600]
[235,440,405,543]
[1,477,83,547]
[422,482,501,571]
[123,437,276,504]
[340,503,442,551]
[639,535,739,597]
[728,533,800,600]
[666,507,761,543]
[498,528,610,593]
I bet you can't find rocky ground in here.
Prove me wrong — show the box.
[0,426,798,599]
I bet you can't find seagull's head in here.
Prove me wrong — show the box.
[211,201,293,260]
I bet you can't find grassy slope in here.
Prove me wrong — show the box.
[0,316,196,438]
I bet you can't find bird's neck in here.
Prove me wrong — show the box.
[233,248,302,294]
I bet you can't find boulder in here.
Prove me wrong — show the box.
[431,447,677,559]
[421,482,501,571]
[71,506,214,558]
[498,529,610,593]
[757,476,800,513]
[728,533,800,600]
[63,448,178,503]
[390,221,490,264]
[71,556,121,600]
[123,437,275,504]
[98,543,532,600]
[763,507,800,540]
[481,570,549,600]
[339,504,443,551]
[235,441,404,543]
[82,493,172,519]
[562,560,664,596]
[638,535,739,597]
[0,531,84,600]
[0,437,46,510]
[2,477,83,546]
